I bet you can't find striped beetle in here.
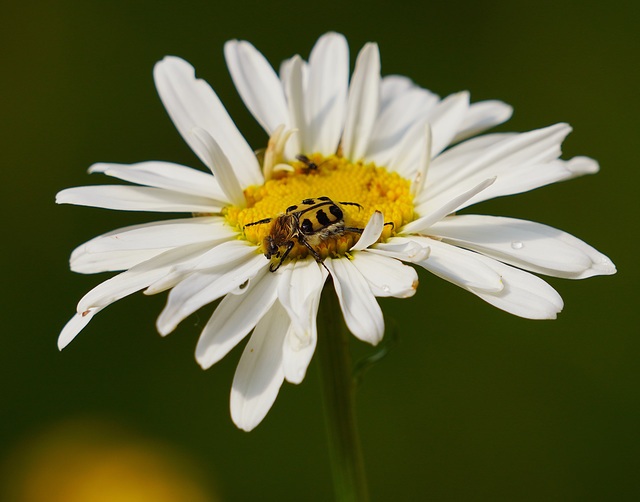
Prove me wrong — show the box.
[245,197,366,272]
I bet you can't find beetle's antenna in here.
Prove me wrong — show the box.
[245,217,273,228]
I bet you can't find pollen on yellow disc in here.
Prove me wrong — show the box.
[225,154,415,261]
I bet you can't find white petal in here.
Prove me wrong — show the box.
[469,258,564,319]
[350,211,384,251]
[384,90,469,178]
[421,132,511,191]
[402,177,496,234]
[465,156,597,209]
[443,153,599,210]
[76,242,213,313]
[325,258,384,345]
[190,128,246,207]
[70,217,234,273]
[421,123,572,210]
[277,259,324,342]
[58,307,102,350]
[352,252,418,298]
[379,76,439,119]
[196,268,280,369]
[224,40,289,135]
[56,186,222,213]
[153,56,262,188]
[342,43,380,162]
[278,259,328,384]
[419,239,564,318]
[305,32,349,155]
[428,91,470,157]
[71,249,168,274]
[379,75,416,106]
[451,99,513,143]
[383,118,426,177]
[181,239,260,271]
[411,124,431,195]
[369,236,431,262]
[230,302,289,431]
[412,237,504,293]
[72,217,232,255]
[278,56,295,86]
[156,251,267,335]
[88,161,228,202]
[144,240,261,296]
[282,55,306,153]
[366,87,437,168]
[566,155,599,176]
[430,215,616,279]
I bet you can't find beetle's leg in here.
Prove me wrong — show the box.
[299,237,323,262]
[269,240,295,272]
[299,237,331,274]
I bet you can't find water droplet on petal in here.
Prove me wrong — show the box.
[511,240,524,250]
[382,285,391,293]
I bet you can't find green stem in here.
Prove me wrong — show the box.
[316,282,369,502]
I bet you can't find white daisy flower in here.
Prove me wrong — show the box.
[57,32,616,431]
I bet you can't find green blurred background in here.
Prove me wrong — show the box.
[2,0,638,500]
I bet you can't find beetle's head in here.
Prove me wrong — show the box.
[263,235,279,259]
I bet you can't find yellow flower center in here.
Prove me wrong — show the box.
[225,154,415,264]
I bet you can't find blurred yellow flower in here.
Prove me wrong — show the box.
[1,419,218,502]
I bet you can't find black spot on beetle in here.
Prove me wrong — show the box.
[316,209,331,226]
[301,219,314,234]
[286,205,298,213]
[329,205,343,219]
[301,198,315,205]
